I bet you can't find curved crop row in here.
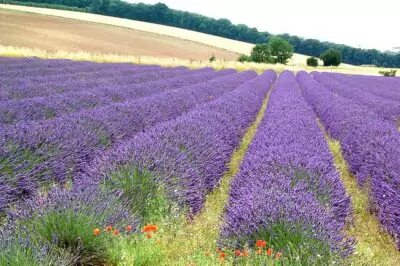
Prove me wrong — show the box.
[219,71,353,264]
[312,72,400,122]
[297,71,400,250]
[0,65,164,101]
[0,67,204,124]
[0,69,250,211]
[82,70,277,215]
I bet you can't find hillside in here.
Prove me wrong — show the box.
[0,4,334,67]
[1,0,400,67]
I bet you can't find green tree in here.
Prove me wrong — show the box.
[320,48,342,66]
[268,37,294,64]
[307,57,319,67]
[250,44,272,63]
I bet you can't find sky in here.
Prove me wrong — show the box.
[128,0,400,52]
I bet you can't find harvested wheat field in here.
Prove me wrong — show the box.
[0,8,240,61]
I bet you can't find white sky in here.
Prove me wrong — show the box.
[127,0,400,52]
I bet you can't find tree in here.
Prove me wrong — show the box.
[320,48,342,66]
[307,57,319,67]
[250,44,272,63]
[237,54,251,62]
[268,37,293,64]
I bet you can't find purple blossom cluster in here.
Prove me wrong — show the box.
[297,71,400,249]
[83,70,277,214]
[0,67,208,124]
[0,67,254,211]
[219,71,354,259]
[311,72,400,122]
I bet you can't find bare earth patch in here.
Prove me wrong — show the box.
[0,8,239,61]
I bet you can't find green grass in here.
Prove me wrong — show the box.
[322,125,400,266]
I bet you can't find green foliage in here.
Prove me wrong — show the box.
[320,48,342,66]
[250,44,273,63]
[379,69,397,77]
[268,37,294,64]
[233,221,341,265]
[237,54,251,63]
[209,54,216,63]
[307,57,319,67]
[105,165,178,224]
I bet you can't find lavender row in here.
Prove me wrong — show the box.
[297,71,400,250]
[0,69,246,211]
[219,71,353,263]
[0,67,202,124]
[0,59,152,79]
[0,65,167,101]
[328,73,400,102]
[312,72,400,122]
[83,70,277,215]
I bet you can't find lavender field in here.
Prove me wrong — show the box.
[0,57,399,265]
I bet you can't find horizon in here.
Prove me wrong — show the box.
[128,0,400,52]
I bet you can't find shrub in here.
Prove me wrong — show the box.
[307,57,319,67]
[250,44,273,63]
[237,54,251,62]
[379,69,397,77]
[268,37,294,64]
[320,49,342,66]
[209,54,216,63]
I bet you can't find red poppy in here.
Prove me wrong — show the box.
[219,252,226,258]
[256,240,267,248]
[113,230,120,236]
[106,225,113,232]
[142,224,158,233]
[125,225,132,232]
[242,249,249,257]
[267,248,273,256]
[93,228,101,236]
[256,249,262,255]
[235,250,242,257]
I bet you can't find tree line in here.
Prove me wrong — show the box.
[3,0,400,67]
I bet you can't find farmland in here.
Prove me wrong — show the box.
[0,57,400,265]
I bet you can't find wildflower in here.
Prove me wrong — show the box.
[275,252,282,260]
[113,230,120,236]
[106,225,113,232]
[125,225,132,232]
[256,249,262,255]
[256,240,267,248]
[242,249,249,257]
[219,252,226,258]
[267,248,273,256]
[142,224,158,233]
[93,228,101,236]
[235,250,242,257]
[146,233,152,238]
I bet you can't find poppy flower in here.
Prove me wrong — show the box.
[125,225,132,232]
[275,252,282,259]
[242,249,249,257]
[219,252,226,258]
[256,240,267,248]
[93,228,101,236]
[106,225,113,232]
[256,249,262,255]
[113,230,120,236]
[235,250,242,257]
[267,248,273,256]
[142,224,158,233]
